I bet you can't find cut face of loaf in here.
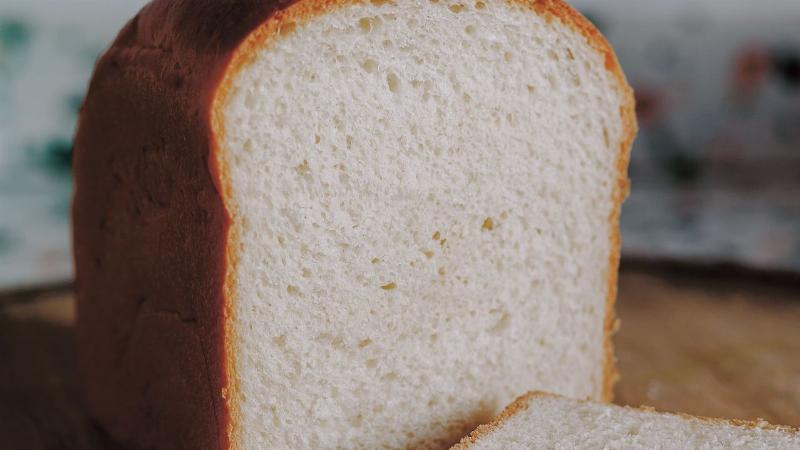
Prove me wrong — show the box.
[454,392,800,449]
[72,0,635,449]
[218,1,633,448]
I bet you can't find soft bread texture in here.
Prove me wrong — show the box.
[454,392,800,450]
[72,0,635,449]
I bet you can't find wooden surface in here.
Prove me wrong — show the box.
[1,267,799,449]
[613,268,800,426]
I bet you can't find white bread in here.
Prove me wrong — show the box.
[72,0,635,449]
[454,392,800,449]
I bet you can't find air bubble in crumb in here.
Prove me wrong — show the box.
[381,282,397,290]
[314,134,321,144]
[482,217,494,231]
[449,3,466,13]
[489,312,510,334]
[384,372,399,381]
[358,17,373,33]
[287,285,300,296]
[438,267,446,276]
[366,359,378,368]
[302,268,312,278]
[504,51,513,62]
[358,339,373,348]
[423,250,434,259]
[362,59,377,73]
[371,257,381,264]
[295,160,310,175]
[387,73,401,93]
[465,24,476,34]
[350,414,364,427]
[475,0,486,9]
[432,231,441,240]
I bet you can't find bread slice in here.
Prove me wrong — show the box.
[72,0,635,449]
[454,392,800,449]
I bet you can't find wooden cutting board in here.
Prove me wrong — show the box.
[1,266,799,449]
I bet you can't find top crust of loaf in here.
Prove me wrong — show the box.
[452,391,800,449]
[212,2,636,443]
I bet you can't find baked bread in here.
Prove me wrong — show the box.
[72,0,635,449]
[454,392,800,449]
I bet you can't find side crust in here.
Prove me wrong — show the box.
[452,391,800,449]
[210,0,636,445]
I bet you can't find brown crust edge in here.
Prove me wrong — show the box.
[208,99,238,449]
[450,391,543,450]
[210,0,637,445]
[452,391,800,449]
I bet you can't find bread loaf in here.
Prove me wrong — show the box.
[72,0,635,448]
[454,392,800,449]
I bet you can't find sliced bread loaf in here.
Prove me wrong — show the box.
[454,392,800,449]
[72,0,635,449]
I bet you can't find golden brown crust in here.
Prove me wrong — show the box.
[453,391,799,449]
[689,415,800,434]
[76,1,635,449]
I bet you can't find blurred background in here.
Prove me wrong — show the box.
[0,0,799,289]
[0,0,146,289]
[0,0,799,448]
